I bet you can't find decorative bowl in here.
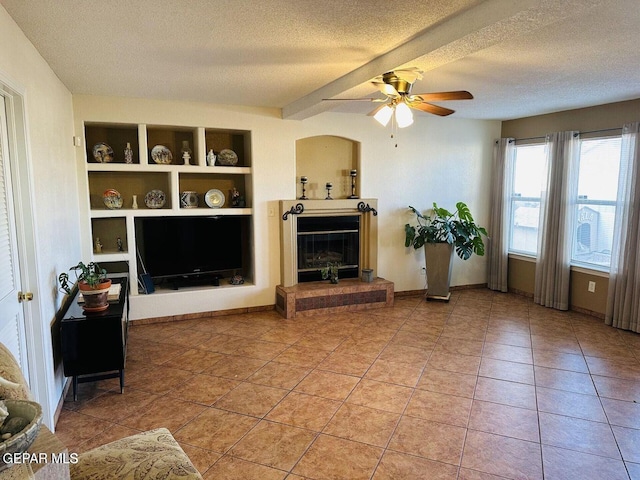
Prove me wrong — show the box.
[103,189,123,209]
[145,189,166,209]
[92,143,114,163]
[217,149,238,166]
[0,400,43,472]
[151,145,173,164]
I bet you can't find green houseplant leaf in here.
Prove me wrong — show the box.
[404,202,488,261]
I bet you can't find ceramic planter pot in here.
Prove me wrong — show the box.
[424,243,454,301]
[78,279,112,312]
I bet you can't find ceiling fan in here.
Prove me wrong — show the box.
[326,68,473,128]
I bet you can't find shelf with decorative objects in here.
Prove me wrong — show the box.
[79,122,254,302]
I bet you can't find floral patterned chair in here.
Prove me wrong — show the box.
[0,342,202,479]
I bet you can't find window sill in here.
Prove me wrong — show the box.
[508,253,609,278]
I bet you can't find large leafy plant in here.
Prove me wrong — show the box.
[404,202,488,260]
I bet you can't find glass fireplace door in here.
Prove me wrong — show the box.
[297,215,360,283]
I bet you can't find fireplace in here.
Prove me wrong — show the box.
[297,215,360,283]
[279,198,379,287]
[277,198,393,318]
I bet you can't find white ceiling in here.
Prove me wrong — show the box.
[2,0,639,121]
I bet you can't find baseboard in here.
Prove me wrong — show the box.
[132,304,276,325]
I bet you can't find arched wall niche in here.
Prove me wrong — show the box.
[295,135,360,199]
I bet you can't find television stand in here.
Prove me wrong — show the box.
[166,274,221,290]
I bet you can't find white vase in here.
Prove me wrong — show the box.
[131,195,138,209]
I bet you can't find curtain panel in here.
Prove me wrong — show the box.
[487,138,515,292]
[606,122,640,332]
[534,131,580,310]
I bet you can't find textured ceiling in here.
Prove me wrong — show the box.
[2,0,639,121]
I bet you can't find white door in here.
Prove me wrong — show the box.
[0,94,29,382]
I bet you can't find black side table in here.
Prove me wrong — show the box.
[60,274,129,401]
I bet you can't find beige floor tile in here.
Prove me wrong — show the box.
[202,455,286,480]
[173,408,258,453]
[346,379,413,413]
[293,434,383,480]
[539,412,621,459]
[317,351,373,377]
[612,426,640,463]
[534,365,597,395]
[481,342,533,363]
[601,397,640,429]
[119,396,207,432]
[532,349,590,373]
[372,450,459,479]
[479,357,535,384]
[388,416,466,465]
[461,430,542,479]
[542,444,629,480]
[266,391,341,431]
[168,373,240,405]
[417,368,478,398]
[295,370,360,401]
[364,358,424,386]
[246,362,311,389]
[214,382,288,417]
[229,420,316,471]
[468,399,539,442]
[536,387,607,423]
[405,390,472,427]
[323,403,400,447]
[474,377,537,410]
[426,350,481,376]
[274,344,331,368]
[202,354,267,380]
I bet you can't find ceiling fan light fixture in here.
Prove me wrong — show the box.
[374,104,393,127]
[395,102,413,128]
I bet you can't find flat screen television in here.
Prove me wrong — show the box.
[135,216,244,280]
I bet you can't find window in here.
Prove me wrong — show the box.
[509,143,546,255]
[571,136,622,269]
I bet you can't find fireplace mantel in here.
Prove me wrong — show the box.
[279,198,379,287]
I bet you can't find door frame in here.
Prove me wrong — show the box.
[0,75,53,427]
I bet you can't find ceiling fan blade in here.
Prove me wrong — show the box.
[372,80,399,97]
[412,91,474,101]
[409,101,455,116]
[322,98,381,102]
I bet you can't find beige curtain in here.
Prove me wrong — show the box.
[487,138,515,292]
[534,131,580,310]
[605,122,640,332]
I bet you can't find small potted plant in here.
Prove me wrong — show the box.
[58,262,111,312]
[405,202,487,300]
[320,262,340,284]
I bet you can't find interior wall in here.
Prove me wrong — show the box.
[0,5,80,428]
[501,98,640,315]
[73,95,500,315]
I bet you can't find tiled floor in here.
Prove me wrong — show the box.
[55,289,640,479]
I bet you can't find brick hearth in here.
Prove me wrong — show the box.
[275,277,394,318]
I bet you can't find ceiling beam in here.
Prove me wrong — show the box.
[282,0,540,120]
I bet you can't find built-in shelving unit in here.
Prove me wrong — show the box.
[80,122,254,298]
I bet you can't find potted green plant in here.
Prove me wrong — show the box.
[405,202,487,300]
[320,262,340,284]
[58,262,111,312]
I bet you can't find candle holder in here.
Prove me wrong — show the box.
[325,182,333,200]
[299,176,308,200]
[348,169,358,199]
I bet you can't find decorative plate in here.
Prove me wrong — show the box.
[103,189,123,209]
[144,189,166,209]
[151,145,173,164]
[217,149,238,166]
[93,143,114,163]
[205,189,225,208]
